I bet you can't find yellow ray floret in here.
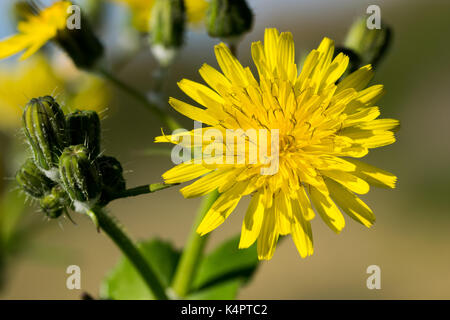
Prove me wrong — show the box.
[0,1,71,61]
[157,28,399,260]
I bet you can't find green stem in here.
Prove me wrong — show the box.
[111,183,178,201]
[98,68,180,131]
[171,189,220,297]
[90,207,168,300]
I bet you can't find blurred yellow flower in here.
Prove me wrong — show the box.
[0,1,71,61]
[110,0,208,32]
[157,28,399,260]
[0,55,109,131]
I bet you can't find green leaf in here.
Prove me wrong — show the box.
[186,279,243,300]
[192,235,259,293]
[101,238,180,300]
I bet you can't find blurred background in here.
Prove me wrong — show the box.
[1,0,450,299]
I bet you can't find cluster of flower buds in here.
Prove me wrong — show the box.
[16,96,126,220]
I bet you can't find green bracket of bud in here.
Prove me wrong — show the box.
[40,185,70,219]
[206,0,254,42]
[16,159,55,199]
[22,96,67,179]
[66,110,101,158]
[59,145,102,211]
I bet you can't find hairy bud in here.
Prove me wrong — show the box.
[22,96,67,180]
[97,156,126,205]
[66,110,101,158]
[16,159,55,199]
[59,145,102,211]
[206,0,253,41]
[40,185,69,219]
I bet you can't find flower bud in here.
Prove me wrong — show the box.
[97,156,126,205]
[55,6,104,70]
[206,0,253,42]
[66,110,101,158]
[150,0,186,66]
[59,145,102,211]
[343,17,392,68]
[40,185,69,219]
[16,159,55,199]
[22,96,67,180]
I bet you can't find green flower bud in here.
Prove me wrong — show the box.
[343,17,392,68]
[40,185,69,219]
[59,145,102,211]
[16,159,55,199]
[206,0,253,41]
[22,96,67,180]
[55,7,104,70]
[66,110,101,158]
[150,0,186,66]
[97,156,126,205]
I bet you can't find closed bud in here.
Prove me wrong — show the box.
[150,0,186,66]
[55,6,104,70]
[206,0,253,42]
[66,110,101,158]
[97,156,126,205]
[40,185,69,219]
[59,145,102,211]
[16,159,55,199]
[344,17,391,68]
[22,96,67,180]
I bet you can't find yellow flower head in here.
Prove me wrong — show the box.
[111,0,208,32]
[0,1,71,61]
[157,28,399,260]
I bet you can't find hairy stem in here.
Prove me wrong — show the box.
[171,190,220,297]
[90,207,168,300]
[98,68,180,131]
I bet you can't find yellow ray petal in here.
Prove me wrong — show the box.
[309,185,345,233]
[346,159,397,189]
[321,169,370,194]
[162,161,212,184]
[197,184,246,236]
[291,203,314,258]
[257,204,279,260]
[239,191,264,249]
[326,178,375,228]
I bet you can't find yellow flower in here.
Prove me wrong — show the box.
[110,0,208,32]
[157,28,399,260]
[0,55,109,131]
[0,1,71,61]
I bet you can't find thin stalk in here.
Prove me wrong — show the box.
[90,207,168,300]
[98,68,180,131]
[110,183,178,201]
[171,189,220,297]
